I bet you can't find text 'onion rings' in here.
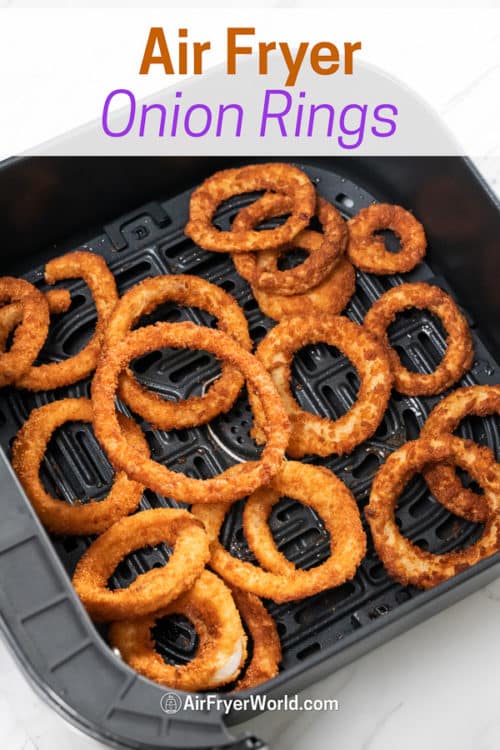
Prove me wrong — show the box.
[192,462,366,603]
[250,314,392,458]
[364,282,473,396]
[91,322,290,504]
[348,203,427,275]
[0,277,50,387]
[232,193,348,295]
[109,570,247,691]
[11,398,149,536]
[365,435,500,589]
[72,508,210,621]
[15,251,119,391]
[421,385,500,523]
[104,274,251,430]
[185,163,315,253]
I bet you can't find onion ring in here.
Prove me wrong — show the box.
[91,322,290,504]
[185,163,315,253]
[363,282,474,396]
[192,462,366,603]
[0,288,71,351]
[232,193,348,295]
[251,252,356,322]
[250,315,392,458]
[365,435,500,589]
[104,275,251,430]
[0,277,50,387]
[109,571,247,691]
[243,461,365,574]
[421,385,500,523]
[11,397,149,536]
[72,508,210,621]
[15,251,119,390]
[231,588,281,692]
[348,203,426,274]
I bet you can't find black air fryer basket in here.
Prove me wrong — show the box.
[0,155,499,750]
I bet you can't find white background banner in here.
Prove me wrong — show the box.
[0,7,499,156]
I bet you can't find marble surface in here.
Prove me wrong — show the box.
[0,161,498,750]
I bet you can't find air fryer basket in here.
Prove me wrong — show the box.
[0,156,499,750]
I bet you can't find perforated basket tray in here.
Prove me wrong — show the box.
[0,156,499,750]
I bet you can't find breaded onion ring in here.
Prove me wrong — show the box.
[15,251,119,390]
[250,315,392,458]
[243,461,365,574]
[104,275,251,430]
[231,588,281,692]
[185,163,315,253]
[0,278,50,387]
[0,288,71,351]
[421,386,500,523]
[365,435,500,589]
[72,508,210,621]
[91,322,290,504]
[11,398,149,536]
[192,462,366,603]
[232,193,348,295]
[251,250,356,322]
[109,571,247,691]
[348,203,426,274]
[364,282,474,396]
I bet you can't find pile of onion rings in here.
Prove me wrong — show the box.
[2,161,498,697]
[232,193,348,295]
[230,191,355,321]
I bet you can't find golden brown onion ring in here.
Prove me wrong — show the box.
[109,571,247,691]
[364,282,474,396]
[11,398,149,536]
[421,385,500,523]
[231,588,281,692]
[0,288,71,351]
[348,203,426,274]
[185,163,315,253]
[104,275,251,430]
[0,277,50,387]
[251,248,356,322]
[72,508,210,621]
[15,251,118,390]
[243,461,365,574]
[250,315,392,458]
[192,462,366,603]
[365,435,500,589]
[91,322,290,504]
[232,193,347,295]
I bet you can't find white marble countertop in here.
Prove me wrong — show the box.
[0,156,498,750]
